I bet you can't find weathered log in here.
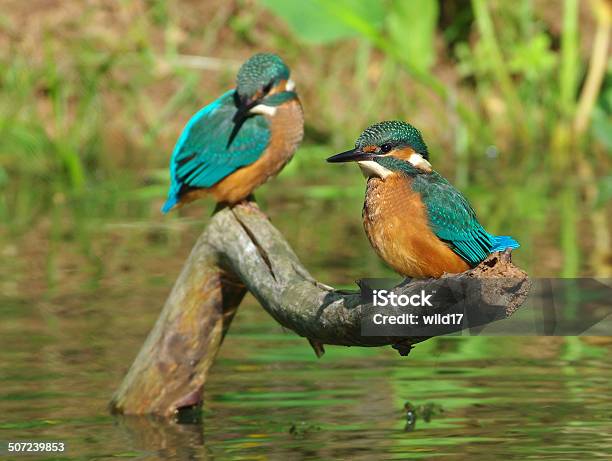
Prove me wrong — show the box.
[110,202,530,417]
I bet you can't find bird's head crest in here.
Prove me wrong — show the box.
[236,53,291,101]
[355,121,429,160]
[327,121,432,178]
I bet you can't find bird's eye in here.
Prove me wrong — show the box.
[263,82,273,94]
[380,143,393,153]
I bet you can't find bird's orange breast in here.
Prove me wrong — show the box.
[363,174,469,278]
[208,99,304,204]
[178,99,303,207]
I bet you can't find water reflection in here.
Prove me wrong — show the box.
[115,416,208,461]
[2,292,612,459]
[1,197,611,460]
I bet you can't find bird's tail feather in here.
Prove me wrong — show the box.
[491,235,520,252]
[161,195,178,214]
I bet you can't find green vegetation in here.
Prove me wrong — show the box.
[0,0,610,293]
[1,5,611,456]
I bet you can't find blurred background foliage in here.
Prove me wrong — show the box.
[0,0,610,299]
[1,4,611,456]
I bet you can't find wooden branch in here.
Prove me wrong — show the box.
[110,202,530,417]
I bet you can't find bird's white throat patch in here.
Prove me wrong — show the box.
[408,153,432,172]
[250,104,277,116]
[286,79,296,91]
[358,160,393,179]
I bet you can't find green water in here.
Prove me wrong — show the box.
[2,1,611,457]
[2,294,612,460]
[1,180,611,460]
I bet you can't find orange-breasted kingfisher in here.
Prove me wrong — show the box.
[162,53,303,212]
[327,121,519,278]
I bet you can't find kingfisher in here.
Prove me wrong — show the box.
[162,53,303,212]
[327,121,519,278]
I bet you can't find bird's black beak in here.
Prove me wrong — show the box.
[228,93,259,148]
[232,104,249,126]
[232,93,259,125]
[326,148,370,163]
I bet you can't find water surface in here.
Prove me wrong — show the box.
[1,187,610,460]
[2,290,611,460]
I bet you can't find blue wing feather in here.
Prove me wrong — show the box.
[162,90,271,212]
[413,173,519,266]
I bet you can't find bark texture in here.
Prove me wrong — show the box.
[110,202,530,417]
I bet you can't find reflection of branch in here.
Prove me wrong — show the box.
[115,415,204,457]
[110,202,530,417]
[574,3,611,135]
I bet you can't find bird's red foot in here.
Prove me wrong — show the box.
[235,195,264,215]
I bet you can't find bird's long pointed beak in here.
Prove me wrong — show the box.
[233,99,256,124]
[326,148,368,163]
[229,94,259,147]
